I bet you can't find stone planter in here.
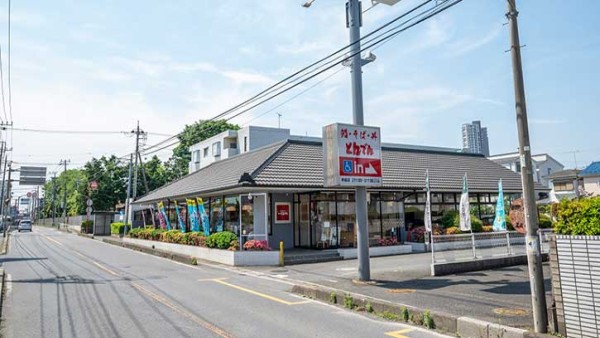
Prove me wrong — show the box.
[550,235,600,338]
[337,244,412,259]
[124,237,280,266]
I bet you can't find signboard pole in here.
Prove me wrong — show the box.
[348,0,370,281]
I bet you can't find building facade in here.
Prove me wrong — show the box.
[488,152,564,188]
[547,169,582,202]
[461,120,490,156]
[188,126,290,173]
[135,131,542,251]
[581,161,600,196]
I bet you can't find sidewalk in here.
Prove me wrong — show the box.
[247,252,554,337]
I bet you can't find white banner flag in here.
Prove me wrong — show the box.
[459,174,471,232]
[424,170,432,232]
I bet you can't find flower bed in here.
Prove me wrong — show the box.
[128,228,239,251]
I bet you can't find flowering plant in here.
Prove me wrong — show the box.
[243,240,271,251]
[378,237,398,246]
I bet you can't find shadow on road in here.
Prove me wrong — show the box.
[0,257,48,263]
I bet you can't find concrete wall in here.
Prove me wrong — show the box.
[583,176,600,196]
[238,126,289,155]
[269,193,294,249]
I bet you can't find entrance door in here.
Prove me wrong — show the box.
[294,194,310,247]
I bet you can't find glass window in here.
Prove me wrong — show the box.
[490,194,498,203]
[193,150,200,164]
[241,195,253,236]
[430,193,442,203]
[337,200,356,248]
[404,194,416,203]
[313,200,337,248]
[224,195,239,234]
[554,181,573,191]
[368,195,381,245]
[469,195,479,203]
[336,192,355,201]
[381,200,401,240]
[210,197,224,232]
[416,193,426,203]
[405,204,424,229]
[443,193,455,203]
[312,192,336,201]
[212,142,221,156]
[203,147,209,157]
[380,192,397,201]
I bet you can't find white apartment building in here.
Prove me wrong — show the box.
[188,126,290,173]
[488,152,564,188]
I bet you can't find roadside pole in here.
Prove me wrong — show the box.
[124,153,133,235]
[52,173,57,226]
[60,159,70,229]
[347,0,370,281]
[506,0,548,333]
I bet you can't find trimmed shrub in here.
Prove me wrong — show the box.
[445,226,461,235]
[481,225,494,232]
[410,226,427,243]
[439,210,484,232]
[538,214,553,229]
[81,220,94,234]
[243,240,271,251]
[205,231,238,250]
[554,197,600,235]
[110,222,128,235]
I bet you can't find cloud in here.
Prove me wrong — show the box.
[446,23,503,57]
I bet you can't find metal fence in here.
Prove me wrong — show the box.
[431,229,553,264]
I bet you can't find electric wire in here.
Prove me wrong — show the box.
[0,45,6,123]
[142,0,462,157]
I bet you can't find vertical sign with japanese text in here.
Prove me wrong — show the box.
[323,123,382,187]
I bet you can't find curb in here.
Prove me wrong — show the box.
[0,268,5,318]
[101,237,197,266]
[291,284,556,338]
[1,233,9,255]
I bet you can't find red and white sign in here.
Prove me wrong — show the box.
[27,192,32,198]
[274,202,291,223]
[323,123,382,187]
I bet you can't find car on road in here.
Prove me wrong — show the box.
[18,219,32,232]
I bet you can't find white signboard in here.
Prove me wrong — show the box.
[323,123,382,187]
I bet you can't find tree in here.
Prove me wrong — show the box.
[166,119,240,180]
[83,155,128,212]
[135,155,168,196]
[41,169,87,217]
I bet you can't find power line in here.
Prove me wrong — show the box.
[143,0,459,157]
[2,126,173,136]
[7,0,12,123]
[0,44,7,123]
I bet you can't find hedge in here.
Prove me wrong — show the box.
[554,197,600,236]
[81,220,93,234]
[110,222,129,235]
[439,210,484,232]
[128,229,238,250]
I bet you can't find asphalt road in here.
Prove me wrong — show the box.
[1,227,451,338]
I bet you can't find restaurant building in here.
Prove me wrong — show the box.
[134,130,537,250]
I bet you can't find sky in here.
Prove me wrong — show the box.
[2,0,600,198]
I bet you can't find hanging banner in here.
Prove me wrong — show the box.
[158,201,171,230]
[493,179,506,231]
[174,201,186,233]
[156,205,166,229]
[197,197,211,236]
[459,174,472,232]
[187,198,200,232]
[424,169,432,232]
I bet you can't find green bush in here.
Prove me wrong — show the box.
[205,231,238,249]
[128,228,144,238]
[439,210,484,232]
[81,220,94,234]
[343,294,354,309]
[330,292,337,304]
[401,307,410,322]
[440,210,459,228]
[423,310,435,329]
[538,214,553,229]
[110,222,128,235]
[554,197,600,235]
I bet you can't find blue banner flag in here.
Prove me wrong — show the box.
[174,201,186,233]
[493,179,506,231]
[158,201,171,230]
[197,197,211,236]
[187,199,200,232]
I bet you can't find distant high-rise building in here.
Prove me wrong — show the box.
[462,120,490,156]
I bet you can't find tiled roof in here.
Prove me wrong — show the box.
[135,141,285,203]
[136,139,541,204]
[580,161,600,177]
[547,169,580,180]
[255,140,536,192]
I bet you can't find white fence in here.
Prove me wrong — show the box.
[431,229,553,264]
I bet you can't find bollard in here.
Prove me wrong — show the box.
[279,241,284,267]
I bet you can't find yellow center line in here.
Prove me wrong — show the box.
[44,236,64,247]
[131,282,234,338]
[385,328,414,338]
[91,261,120,277]
[212,279,310,306]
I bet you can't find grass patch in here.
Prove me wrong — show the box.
[329,291,337,304]
[343,294,354,309]
[423,310,435,329]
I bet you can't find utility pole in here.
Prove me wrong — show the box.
[59,159,70,228]
[51,172,57,226]
[0,141,6,217]
[137,152,155,227]
[348,0,370,281]
[277,113,282,129]
[506,0,548,333]
[124,153,133,234]
[132,121,146,201]
[3,163,11,237]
